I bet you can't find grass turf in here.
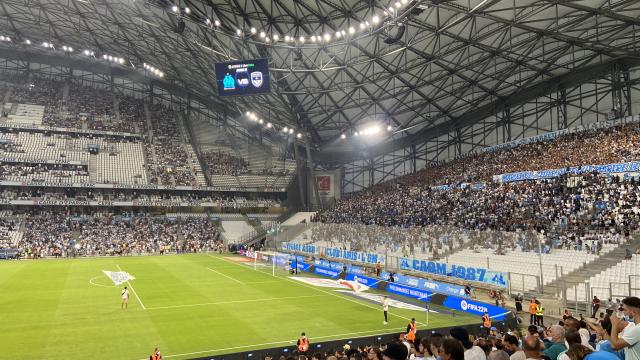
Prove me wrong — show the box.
[0,253,479,360]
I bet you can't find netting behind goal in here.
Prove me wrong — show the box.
[253,251,291,276]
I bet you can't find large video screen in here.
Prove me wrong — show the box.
[214,58,271,97]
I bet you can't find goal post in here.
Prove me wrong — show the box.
[254,251,291,276]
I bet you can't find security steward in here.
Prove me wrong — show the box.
[297,332,309,355]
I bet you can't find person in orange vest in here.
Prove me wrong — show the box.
[297,332,309,355]
[482,311,491,336]
[529,297,538,325]
[150,347,162,360]
[406,318,417,343]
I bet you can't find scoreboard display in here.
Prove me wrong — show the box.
[214,58,271,97]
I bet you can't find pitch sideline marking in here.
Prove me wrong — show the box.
[206,267,245,285]
[116,264,146,310]
[146,294,330,310]
[141,327,406,359]
[209,254,427,326]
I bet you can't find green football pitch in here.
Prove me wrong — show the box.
[0,254,479,360]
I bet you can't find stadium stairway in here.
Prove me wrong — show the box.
[89,154,97,183]
[281,212,316,226]
[542,234,640,298]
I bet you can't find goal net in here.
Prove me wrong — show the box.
[253,251,291,276]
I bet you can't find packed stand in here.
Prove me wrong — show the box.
[201,150,248,176]
[15,212,222,258]
[316,173,637,259]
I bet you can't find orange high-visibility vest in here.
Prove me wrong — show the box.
[407,322,417,341]
[483,314,491,327]
[298,337,309,352]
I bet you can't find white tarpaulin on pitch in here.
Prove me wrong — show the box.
[103,270,135,286]
[289,276,368,292]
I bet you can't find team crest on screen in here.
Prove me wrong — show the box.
[251,71,263,87]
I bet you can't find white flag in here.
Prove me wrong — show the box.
[103,270,135,286]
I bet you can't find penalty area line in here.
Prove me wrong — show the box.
[116,264,146,310]
[206,267,245,285]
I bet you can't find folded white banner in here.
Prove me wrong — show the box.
[103,270,135,286]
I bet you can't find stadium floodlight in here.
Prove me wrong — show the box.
[335,31,341,39]
[348,27,355,34]
[401,0,408,4]
[341,134,346,139]
[389,6,394,12]
[383,10,389,16]
[259,31,266,38]
[184,7,190,14]
[372,15,380,24]
[0,36,5,41]
[6,37,11,42]
[42,41,49,47]
[205,18,211,25]
[310,35,316,42]
[354,132,359,137]
[171,5,178,12]
[251,27,257,34]
[103,54,108,59]
[341,30,346,36]
[273,34,279,41]
[395,1,401,8]
[296,133,302,138]
[265,37,270,43]
[359,23,366,30]
[387,125,393,131]
[258,119,263,124]
[299,36,305,43]
[68,47,73,52]
[84,50,90,56]
[283,127,288,133]
[266,122,272,128]
[214,20,220,27]
[284,35,290,42]
[245,111,251,116]
[118,58,124,64]
[323,33,331,42]
[25,39,31,45]
[289,128,294,134]
[236,29,242,36]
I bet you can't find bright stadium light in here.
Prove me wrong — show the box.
[348,27,355,34]
[283,127,288,133]
[299,36,305,43]
[206,18,211,25]
[258,119,264,124]
[42,41,49,47]
[171,5,178,12]
[259,31,266,38]
[401,0,408,4]
[245,111,251,116]
[395,1,401,8]
[214,20,220,27]
[251,27,257,34]
[341,134,346,139]
[372,15,380,24]
[296,133,302,138]
[273,34,279,41]
[359,23,366,30]
[103,54,108,59]
[236,29,242,36]
[311,35,317,42]
[335,31,342,39]
[284,35,290,42]
[25,39,31,45]
[184,7,191,14]
[323,33,331,42]
[387,125,393,131]
[266,122,272,128]
[265,37,270,43]
[118,58,124,64]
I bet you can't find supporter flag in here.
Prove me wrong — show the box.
[337,276,370,293]
[103,270,135,286]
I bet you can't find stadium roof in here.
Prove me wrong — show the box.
[1,0,639,161]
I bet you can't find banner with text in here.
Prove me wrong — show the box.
[323,247,385,265]
[399,258,507,288]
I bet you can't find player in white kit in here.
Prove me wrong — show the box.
[121,286,129,310]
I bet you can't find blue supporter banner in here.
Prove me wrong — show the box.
[323,247,385,265]
[399,258,508,288]
[442,296,508,320]
[499,160,640,183]
[314,259,367,275]
[382,272,467,297]
[314,266,341,278]
[281,242,316,254]
[386,282,433,301]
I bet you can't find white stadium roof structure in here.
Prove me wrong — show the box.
[0,0,639,188]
